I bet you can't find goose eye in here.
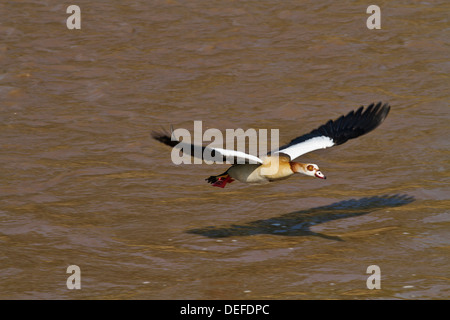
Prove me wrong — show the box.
[307,165,314,171]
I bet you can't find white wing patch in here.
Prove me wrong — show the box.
[274,136,335,160]
[212,147,263,164]
[173,140,263,164]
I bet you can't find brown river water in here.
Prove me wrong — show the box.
[0,1,449,299]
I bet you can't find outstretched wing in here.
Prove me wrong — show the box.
[273,102,390,160]
[152,131,263,164]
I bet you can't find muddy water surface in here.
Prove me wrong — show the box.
[0,1,449,299]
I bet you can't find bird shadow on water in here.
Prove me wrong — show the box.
[186,194,415,241]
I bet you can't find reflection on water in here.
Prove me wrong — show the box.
[188,194,415,240]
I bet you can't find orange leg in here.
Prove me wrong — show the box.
[211,175,235,188]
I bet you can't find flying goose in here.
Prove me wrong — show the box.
[152,102,390,188]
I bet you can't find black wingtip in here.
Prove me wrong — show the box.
[151,128,178,147]
[330,101,390,145]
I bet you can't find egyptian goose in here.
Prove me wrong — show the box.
[153,102,390,188]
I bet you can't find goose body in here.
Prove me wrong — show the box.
[153,102,390,188]
[227,156,294,184]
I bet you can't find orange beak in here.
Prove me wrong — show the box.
[315,171,326,179]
